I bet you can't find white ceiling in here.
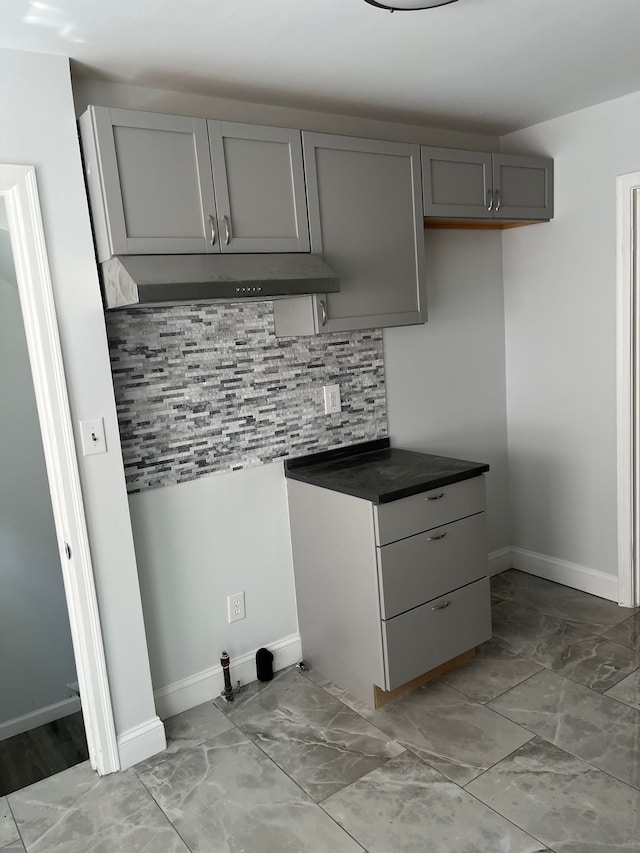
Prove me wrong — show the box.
[2,0,640,135]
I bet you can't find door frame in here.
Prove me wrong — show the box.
[0,164,119,774]
[616,170,640,607]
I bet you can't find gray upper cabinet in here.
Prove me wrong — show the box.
[79,106,310,262]
[207,121,309,253]
[80,107,217,261]
[274,132,426,336]
[492,153,553,220]
[422,146,553,222]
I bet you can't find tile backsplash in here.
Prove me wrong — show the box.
[106,302,388,493]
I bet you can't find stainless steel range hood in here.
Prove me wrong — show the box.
[101,253,340,309]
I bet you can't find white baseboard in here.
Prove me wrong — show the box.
[117,716,166,769]
[488,547,513,576]
[153,633,303,721]
[511,547,619,602]
[0,695,81,742]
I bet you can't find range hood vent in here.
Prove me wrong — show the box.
[101,253,340,309]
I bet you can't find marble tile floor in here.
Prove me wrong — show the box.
[2,569,640,852]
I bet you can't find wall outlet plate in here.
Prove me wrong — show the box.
[323,384,341,414]
[227,591,246,623]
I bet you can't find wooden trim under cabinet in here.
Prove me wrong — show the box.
[424,219,542,230]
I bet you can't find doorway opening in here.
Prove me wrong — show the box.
[616,171,640,607]
[0,164,119,782]
[0,194,89,794]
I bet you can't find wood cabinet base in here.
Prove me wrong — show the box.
[373,647,475,709]
[424,219,540,230]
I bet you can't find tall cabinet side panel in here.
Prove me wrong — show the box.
[286,479,384,706]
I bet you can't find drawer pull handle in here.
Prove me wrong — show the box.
[432,600,451,611]
[425,493,445,501]
[427,532,447,541]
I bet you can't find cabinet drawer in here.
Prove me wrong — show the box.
[374,476,485,545]
[381,577,491,691]
[377,513,487,619]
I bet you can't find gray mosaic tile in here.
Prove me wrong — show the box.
[106,302,387,492]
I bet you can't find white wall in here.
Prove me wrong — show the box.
[129,463,298,691]
[0,220,77,728]
[384,229,509,553]
[501,89,640,583]
[0,49,158,745]
[74,78,510,703]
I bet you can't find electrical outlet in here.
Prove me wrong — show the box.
[323,383,342,414]
[227,591,246,623]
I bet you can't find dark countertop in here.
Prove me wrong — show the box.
[285,439,489,504]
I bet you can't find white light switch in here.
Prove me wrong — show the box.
[323,384,342,414]
[80,417,107,456]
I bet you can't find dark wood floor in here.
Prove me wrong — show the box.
[0,711,89,797]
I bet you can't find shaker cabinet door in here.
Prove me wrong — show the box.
[85,106,218,259]
[207,121,310,253]
[421,147,493,219]
[302,132,426,333]
[493,153,553,221]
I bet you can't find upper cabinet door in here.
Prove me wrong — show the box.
[302,132,426,333]
[492,153,553,221]
[82,107,218,260]
[421,147,493,219]
[207,121,310,253]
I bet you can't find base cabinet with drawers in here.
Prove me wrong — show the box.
[286,473,492,708]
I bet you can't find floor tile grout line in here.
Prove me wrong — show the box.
[217,707,376,851]
[215,689,395,814]
[491,571,636,628]
[462,775,555,853]
[5,798,25,853]
[488,635,640,713]
[134,762,199,853]
[484,681,640,794]
[490,607,640,692]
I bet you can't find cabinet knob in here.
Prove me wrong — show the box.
[426,532,447,541]
[425,492,445,501]
[432,600,451,611]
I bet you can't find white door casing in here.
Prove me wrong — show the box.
[0,164,119,774]
[616,171,640,607]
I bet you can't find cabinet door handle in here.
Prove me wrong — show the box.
[486,189,493,212]
[425,493,445,501]
[224,215,231,245]
[494,189,501,212]
[427,532,447,541]
[208,214,217,246]
[319,299,327,327]
[432,600,451,611]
